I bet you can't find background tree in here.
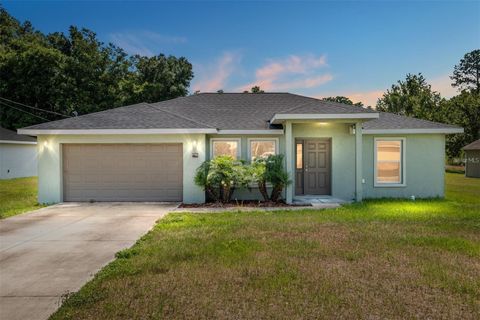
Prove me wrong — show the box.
[376,73,444,122]
[322,96,364,107]
[250,86,265,93]
[451,49,480,94]
[441,91,480,158]
[0,8,193,130]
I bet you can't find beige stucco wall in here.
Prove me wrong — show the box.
[36,134,206,204]
[362,134,446,198]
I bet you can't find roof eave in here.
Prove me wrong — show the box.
[362,128,464,135]
[17,128,219,136]
[270,113,380,124]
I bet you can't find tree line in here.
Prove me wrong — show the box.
[322,50,480,159]
[0,8,193,129]
[1,7,478,159]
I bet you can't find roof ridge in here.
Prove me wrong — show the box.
[145,102,215,129]
[278,93,377,114]
[277,100,320,114]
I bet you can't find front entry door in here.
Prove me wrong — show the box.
[304,139,331,195]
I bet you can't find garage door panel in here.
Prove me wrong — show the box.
[63,144,183,202]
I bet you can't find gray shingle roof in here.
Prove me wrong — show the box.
[22,103,212,130]
[363,112,461,130]
[0,126,36,142]
[20,93,461,132]
[463,139,480,151]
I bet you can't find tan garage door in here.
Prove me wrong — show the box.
[62,144,183,202]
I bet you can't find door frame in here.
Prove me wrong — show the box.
[294,137,332,196]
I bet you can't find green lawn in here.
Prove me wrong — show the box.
[52,173,480,320]
[0,177,44,219]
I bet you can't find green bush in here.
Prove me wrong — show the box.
[194,156,251,203]
[194,154,291,203]
[264,154,291,202]
[251,158,269,201]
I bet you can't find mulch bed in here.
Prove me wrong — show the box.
[179,200,307,208]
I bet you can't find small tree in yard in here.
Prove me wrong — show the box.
[265,154,291,202]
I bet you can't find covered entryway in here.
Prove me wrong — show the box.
[62,144,183,201]
[295,138,331,195]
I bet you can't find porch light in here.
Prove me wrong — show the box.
[192,140,199,158]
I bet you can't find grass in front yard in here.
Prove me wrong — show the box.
[51,173,480,319]
[0,177,43,219]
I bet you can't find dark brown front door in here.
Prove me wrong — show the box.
[304,139,331,195]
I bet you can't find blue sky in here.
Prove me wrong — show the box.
[4,1,479,105]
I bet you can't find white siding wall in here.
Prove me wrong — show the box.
[0,143,37,179]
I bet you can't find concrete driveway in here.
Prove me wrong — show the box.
[0,202,177,320]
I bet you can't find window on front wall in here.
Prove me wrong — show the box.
[375,138,405,186]
[249,139,277,161]
[212,140,239,159]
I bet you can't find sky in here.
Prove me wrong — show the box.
[3,1,479,106]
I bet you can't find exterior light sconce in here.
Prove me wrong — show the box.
[192,140,199,158]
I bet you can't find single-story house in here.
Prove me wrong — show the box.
[0,126,37,179]
[18,93,463,204]
[463,139,480,178]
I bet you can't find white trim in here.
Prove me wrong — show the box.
[210,138,241,159]
[374,137,407,187]
[271,113,379,124]
[17,128,218,135]
[364,128,463,135]
[217,129,284,135]
[0,140,37,145]
[247,137,279,161]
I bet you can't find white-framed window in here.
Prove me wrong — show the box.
[248,138,279,161]
[210,138,241,159]
[374,137,406,187]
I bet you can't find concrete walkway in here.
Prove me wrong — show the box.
[0,202,177,320]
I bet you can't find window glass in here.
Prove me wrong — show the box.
[376,140,402,184]
[296,143,303,169]
[212,141,238,159]
[250,140,276,161]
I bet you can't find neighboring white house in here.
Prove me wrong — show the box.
[0,127,37,179]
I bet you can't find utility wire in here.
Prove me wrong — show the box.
[0,96,71,118]
[0,101,50,121]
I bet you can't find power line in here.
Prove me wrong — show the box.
[0,96,71,118]
[0,101,50,121]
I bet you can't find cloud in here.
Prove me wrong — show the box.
[192,52,242,92]
[109,31,187,56]
[239,54,331,91]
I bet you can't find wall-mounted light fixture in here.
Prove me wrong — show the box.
[192,140,199,158]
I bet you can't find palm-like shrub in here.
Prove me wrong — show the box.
[265,154,291,202]
[250,157,269,201]
[194,156,250,203]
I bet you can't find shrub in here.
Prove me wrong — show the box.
[250,158,269,201]
[194,156,250,203]
[265,154,291,202]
